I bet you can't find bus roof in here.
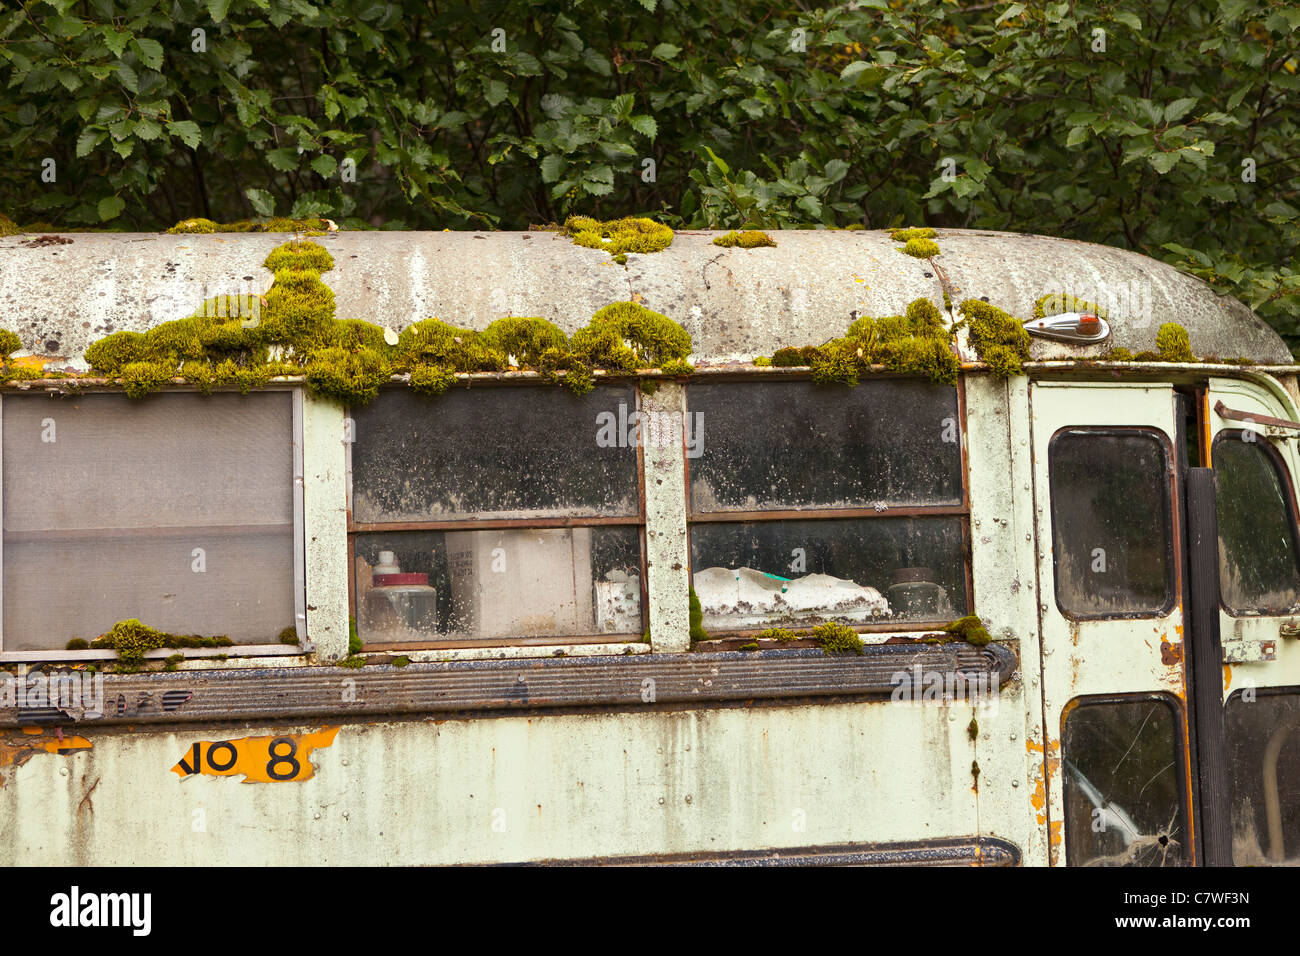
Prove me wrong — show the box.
[0,228,1291,366]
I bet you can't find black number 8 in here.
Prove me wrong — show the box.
[266,737,300,780]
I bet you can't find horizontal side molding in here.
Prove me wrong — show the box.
[4,642,1018,729]
[529,835,1022,867]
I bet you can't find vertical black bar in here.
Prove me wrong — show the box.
[1173,392,1203,865]
[1185,467,1233,865]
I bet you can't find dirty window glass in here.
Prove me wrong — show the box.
[1049,430,1173,618]
[1225,688,1300,866]
[354,527,642,642]
[350,385,639,522]
[1213,433,1300,614]
[687,380,962,512]
[689,517,968,629]
[2,392,297,650]
[1063,697,1188,867]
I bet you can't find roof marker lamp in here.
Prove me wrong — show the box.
[1022,311,1111,345]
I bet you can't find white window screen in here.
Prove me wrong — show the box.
[2,392,297,650]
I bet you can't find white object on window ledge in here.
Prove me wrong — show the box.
[693,566,889,630]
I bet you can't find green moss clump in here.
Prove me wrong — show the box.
[0,213,20,237]
[752,355,772,367]
[163,654,184,671]
[349,617,362,655]
[1156,322,1195,362]
[482,316,568,367]
[689,585,709,642]
[902,237,940,258]
[810,337,867,386]
[1102,347,1134,362]
[713,230,777,249]
[565,216,674,259]
[1034,291,1107,319]
[812,621,864,655]
[260,269,336,346]
[264,240,335,274]
[65,638,89,650]
[539,347,594,394]
[0,329,21,360]
[796,297,957,387]
[409,364,457,396]
[305,347,392,406]
[91,619,169,663]
[738,642,759,651]
[278,626,300,646]
[889,227,936,241]
[659,358,694,376]
[120,361,175,398]
[337,656,366,668]
[167,218,220,234]
[396,319,505,372]
[572,301,691,370]
[944,614,992,647]
[392,655,411,667]
[771,345,821,367]
[755,627,799,642]
[959,299,1032,378]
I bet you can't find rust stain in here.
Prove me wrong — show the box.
[1223,664,1233,692]
[0,729,93,785]
[1161,640,1184,665]
[171,726,340,783]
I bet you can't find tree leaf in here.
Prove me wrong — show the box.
[245,188,276,217]
[97,195,125,221]
[629,114,657,139]
[132,38,164,71]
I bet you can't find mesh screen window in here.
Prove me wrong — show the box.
[1,392,298,651]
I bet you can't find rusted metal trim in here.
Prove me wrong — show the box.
[1213,399,1300,432]
[2,642,1018,728]
[526,835,1022,867]
[686,505,966,522]
[348,515,642,533]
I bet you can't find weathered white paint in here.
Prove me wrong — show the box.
[302,392,350,662]
[641,381,690,652]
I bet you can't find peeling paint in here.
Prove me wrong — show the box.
[0,728,92,785]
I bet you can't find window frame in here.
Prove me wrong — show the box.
[1047,425,1178,623]
[0,386,307,662]
[345,381,650,650]
[1060,691,1192,868]
[1211,428,1300,618]
[682,372,973,637]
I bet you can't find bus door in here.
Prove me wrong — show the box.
[1205,376,1300,865]
[1030,381,1194,866]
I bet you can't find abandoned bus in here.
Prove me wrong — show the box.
[0,225,1297,867]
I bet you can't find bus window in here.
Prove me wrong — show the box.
[685,379,968,630]
[1062,695,1189,867]
[1048,430,1173,618]
[348,385,643,644]
[1226,688,1300,865]
[1,392,298,651]
[1213,432,1300,615]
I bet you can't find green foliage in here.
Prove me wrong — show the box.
[944,614,992,647]
[712,230,777,248]
[278,626,300,646]
[0,213,19,237]
[0,329,20,360]
[812,622,864,655]
[409,364,457,396]
[1156,322,1196,362]
[960,300,1032,377]
[65,638,89,650]
[264,240,335,273]
[755,627,799,642]
[689,585,708,643]
[392,655,411,667]
[348,619,362,655]
[396,319,505,371]
[2,0,1299,348]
